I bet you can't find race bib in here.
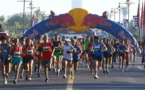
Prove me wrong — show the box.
[120,50,124,53]
[55,47,60,51]
[43,46,49,51]
[14,52,20,57]
[4,50,7,53]
[94,46,100,51]
[27,50,33,54]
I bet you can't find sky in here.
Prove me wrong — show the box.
[0,0,141,22]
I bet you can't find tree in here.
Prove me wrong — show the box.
[0,15,5,23]
[5,13,31,31]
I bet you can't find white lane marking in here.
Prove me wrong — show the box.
[66,75,74,90]
[137,66,144,70]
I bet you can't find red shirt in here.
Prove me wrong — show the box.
[41,42,52,60]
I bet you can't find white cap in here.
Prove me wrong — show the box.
[66,39,70,42]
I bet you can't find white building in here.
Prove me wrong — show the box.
[72,0,82,9]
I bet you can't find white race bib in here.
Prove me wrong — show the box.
[27,50,33,54]
[43,46,49,51]
[14,52,20,57]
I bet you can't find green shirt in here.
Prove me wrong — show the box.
[84,41,91,50]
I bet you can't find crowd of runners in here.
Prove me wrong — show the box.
[0,34,143,85]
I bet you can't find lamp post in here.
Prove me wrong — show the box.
[117,2,122,24]
[121,0,134,31]
[110,8,118,22]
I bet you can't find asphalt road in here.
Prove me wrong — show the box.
[0,56,145,90]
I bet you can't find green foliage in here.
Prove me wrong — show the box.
[5,13,31,31]
[0,15,5,24]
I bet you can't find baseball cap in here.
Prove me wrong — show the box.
[66,39,70,42]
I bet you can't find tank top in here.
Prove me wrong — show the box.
[1,44,10,59]
[12,45,22,58]
[63,44,72,60]
[35,42,41,54]
[73,45,80,60]
[25,45,34,57]
[119,45,126,53]
[93,42,102,56]
[53,41,61,52]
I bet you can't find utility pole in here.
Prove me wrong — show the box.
[27,0,36,27]
[17,0,32,34]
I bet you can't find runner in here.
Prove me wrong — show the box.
[62,39,75,79]
[39,35,54,82]
[0,36,11,84]
[103,39,115,74]
[88,37,94,74]
[112,39,119,68]
[118,40,127,72]
[53,34,62,76]
[22,38,37,81]
[83,36,91,68]
[71,39,83,72]
[91,36,107,79]
[131,41,137,65]
[125,39,131,71]
[10,38,23,84]
[19,37,25,78]
[35,36,42,77]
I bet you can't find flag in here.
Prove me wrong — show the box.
[137,0,140,28]
[144,0,145,27]
[141,1,144,29]
[123,19,128,29]
[133,16,138,29]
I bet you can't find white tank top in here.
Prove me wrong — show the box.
[63,44,72,60]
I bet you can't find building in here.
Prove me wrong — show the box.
[72,0,82,9]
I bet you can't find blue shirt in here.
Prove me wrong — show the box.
[73,45,80,60]
[93,42,103,56]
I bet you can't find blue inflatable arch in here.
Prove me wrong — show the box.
[23,14,136,41]
[23,13,140,51]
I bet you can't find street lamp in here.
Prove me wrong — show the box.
[111,8,117,22]
[121,0,134,31]
[117,2,122,24]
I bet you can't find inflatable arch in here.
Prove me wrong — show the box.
[23,8,140,51]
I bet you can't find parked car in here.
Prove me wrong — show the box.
[0,32,9,38]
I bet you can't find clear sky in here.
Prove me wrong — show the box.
[0,0,141,22]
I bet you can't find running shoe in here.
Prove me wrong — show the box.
[56,71,60,76]
[94,75,99,79]
[103,70,106,74]
[28,77,32,81]
[25,76,28,81]
[45,78,49,82]
[34,66,37,72]
[106,70,109,74]
[63,75,67,79]
[71,75,74,79]
[13,80,17,84]
[121,68,124,72]
[3,80,7,84]
[38,73,41,77]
